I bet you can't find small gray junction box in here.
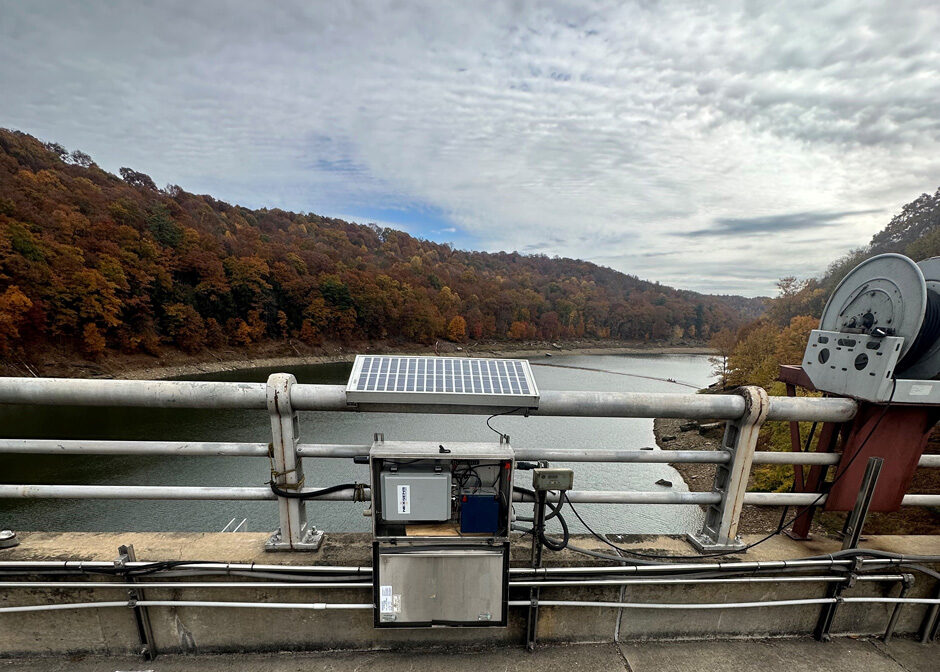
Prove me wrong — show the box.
[532,468,574,491]
[379,470,452,522]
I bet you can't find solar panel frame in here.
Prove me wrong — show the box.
[346,355,540,408]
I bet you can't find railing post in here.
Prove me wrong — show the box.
[265,373,323,551]
[688,385,768,552]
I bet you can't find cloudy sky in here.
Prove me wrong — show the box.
[2,1,938,296]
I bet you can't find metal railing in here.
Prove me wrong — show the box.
[0,374,937,551]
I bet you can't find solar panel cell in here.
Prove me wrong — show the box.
[346,355,539,407]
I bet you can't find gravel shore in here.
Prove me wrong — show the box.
[653,416,825,536]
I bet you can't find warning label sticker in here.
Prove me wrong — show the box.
[396,484,411,515]
[380,585,393,613]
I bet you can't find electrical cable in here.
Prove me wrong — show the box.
[268,481,362,500]
[529,362,701,389]
[538,496,570,552]
[485,407,523,438]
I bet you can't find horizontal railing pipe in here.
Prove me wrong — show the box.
[0,378,858,422]
[513,448,728,463]
[515,490,722,505]
[764,396,858,422]
[0,439,270,457]
[0,441,934,470]
[0,484,368,501]
[0,377,267,409]
[0,484,936,506]
[289,385,858,422]
[752,452,839,465]
[296,443,373,458]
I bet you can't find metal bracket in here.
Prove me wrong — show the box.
[264,522,324,551]
[688,386,768,552]
[814,557,861,641]
[266,373,326,551]
[117,544,156,660]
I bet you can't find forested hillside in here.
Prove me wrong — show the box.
[0,129,759,363]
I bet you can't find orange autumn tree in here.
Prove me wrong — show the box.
[446,315,466,342]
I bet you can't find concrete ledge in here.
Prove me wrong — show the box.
[0,532,937,657]
[0,638,935,671]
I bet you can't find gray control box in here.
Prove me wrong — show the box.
[532,468,574,491]
[380,470,452,522]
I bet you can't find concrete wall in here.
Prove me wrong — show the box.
[0,532,937,656]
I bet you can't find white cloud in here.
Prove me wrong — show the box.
[1,0,938,295]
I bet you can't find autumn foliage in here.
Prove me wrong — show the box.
[713,192,940,492]
[0,129,757,361]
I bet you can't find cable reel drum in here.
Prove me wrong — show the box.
[803,253,940,402]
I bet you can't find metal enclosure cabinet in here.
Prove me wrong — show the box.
[370,439,514,539]
[370,439,513,628]
[374,545,509,627]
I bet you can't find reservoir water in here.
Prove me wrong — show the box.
[0,354,715,535]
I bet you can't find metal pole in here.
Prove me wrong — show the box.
[689,386,768,551]
[921,583,940,643]
[883,573,914,642]
[842,457,883,550]
[118,544,156,660]
[526,490,547,651]
[265,374,322,551]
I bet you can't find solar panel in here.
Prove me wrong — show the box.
[345,355,540,408]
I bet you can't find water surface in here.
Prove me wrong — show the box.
[0,354,715,535]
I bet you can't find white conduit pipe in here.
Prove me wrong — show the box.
[0,582,373,589]
[0,558,918,575]
[0,601,373,614]
[0,575,906,590]
[2,596,939,616]
[509,597,940,610]
[508,575,904,587]
[0,561,371,573]
[510,559,885,574]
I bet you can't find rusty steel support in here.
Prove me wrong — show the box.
[786,422,845,539]
[265,373,323,551]
[688,386,769,551]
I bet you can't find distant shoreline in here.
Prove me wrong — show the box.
[3,341,715,381]
[122,343,715,380]
[2,338,715,381]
